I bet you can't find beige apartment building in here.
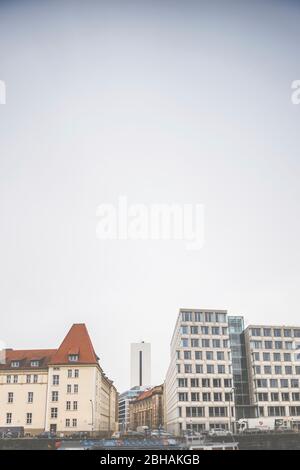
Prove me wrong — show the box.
[165,309,235,436]
[244,325,300,426]
[0,324,118,436]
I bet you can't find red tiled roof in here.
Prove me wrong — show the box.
[0,349,56,370]
[136,389,153,401]
[49,323,98,365]
[133,385,164,402]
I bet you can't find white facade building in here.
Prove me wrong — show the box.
[244,324,300,426]
[130,342,151,388]
[165,309,235,436]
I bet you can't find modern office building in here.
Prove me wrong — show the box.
[165,309,235,436]
[0,324,118,436]
[130,342,151,388]
[243,324,300,427]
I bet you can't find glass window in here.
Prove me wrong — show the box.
[263,328,272,337]
[251,328,261,337]
[280,379,289,388]
[51,408,58,419]
[205,312,214,322]
[52,375,59,386]
[191,393,200,402]
[194,312,203,322]
[206,351,213,360]
[183,350,191,360]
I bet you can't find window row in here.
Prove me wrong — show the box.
[177,363,232,374]
[252,352,296,363]
[5,375,39,384]
[6,408,77,428]
[6,392,79,409]
[181,325,228,336]
[178,392,233,403]
[250,340,296,351]
[255,378,300,388]
[250,328,300,338]
[5,412,33,425]
[10,360,40,368]
[257,392,300,402]
[181,338,229,348]
[7,392,34,403]
[177,350,230,361]
[262,406,300,417]
[181,312,227,323]
[178,406,234,418]
[178,378,233,388]
[254,365,300,375]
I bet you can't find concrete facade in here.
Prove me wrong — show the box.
[244,324,300,426]
[165,309,235,435]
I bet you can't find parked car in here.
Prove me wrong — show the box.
[36,431,56,439]
[68,432,89,440]
[208,428,232,437]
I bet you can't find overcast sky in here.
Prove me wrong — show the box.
[1,0,300,392]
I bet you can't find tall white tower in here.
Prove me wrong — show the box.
[130,341,151,388]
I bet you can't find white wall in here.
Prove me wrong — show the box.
[130,342,151,388]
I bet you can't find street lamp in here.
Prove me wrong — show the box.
[228,387,236,434]
[90,399,94,438]
[251,351,260,418]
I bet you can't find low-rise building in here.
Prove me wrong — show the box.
[118,387,147,432]
[129,385,164,431]
[0,323,118,436]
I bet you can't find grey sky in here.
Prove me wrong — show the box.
[1,0,300,392]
